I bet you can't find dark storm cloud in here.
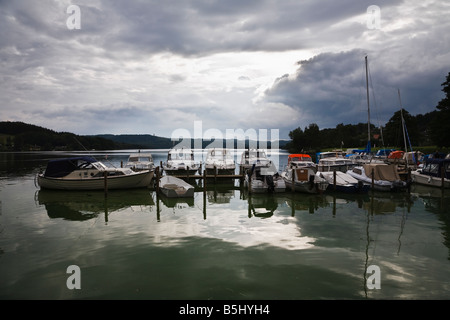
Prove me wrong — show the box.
[263,48,449,130]
[1,0,449,138]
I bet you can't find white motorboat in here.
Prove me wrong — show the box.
[204,148,236,175]
[286,154,316,169]
[410,157,450,188]
[37,156,153,190]
[317,151,355,172]
[346,163,408,192]
[281,164,328,194]
[239,149,272,173]
[245,163,286,193]
[163,148,200,176]
[125,152,155,172]
[158,175,195,198]
[316,170,370,193]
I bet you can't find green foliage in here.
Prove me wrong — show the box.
[430,72,450,147]
[0,121,139,151]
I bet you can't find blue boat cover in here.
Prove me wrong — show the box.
[44,157,97,177]
[422,158,450,179]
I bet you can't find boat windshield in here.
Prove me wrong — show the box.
[91,161,107,171]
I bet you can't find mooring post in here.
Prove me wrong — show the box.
[371,168,375,191]
[333,170,337,191]
[291,169,295,193]
[104,171,108,197]
[203,167,206,193]
[442,166,445,189]
[155,166,160,193]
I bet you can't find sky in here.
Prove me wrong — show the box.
[1,0,449,140]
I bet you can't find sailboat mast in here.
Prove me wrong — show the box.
[398,89,408,154]
[365,56,371,144]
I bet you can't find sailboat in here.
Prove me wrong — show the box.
[346,56,408,192]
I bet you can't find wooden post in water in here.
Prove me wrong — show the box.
[442,166,445,190]
[155,166,160,193]
[291,169,295,193]
[371,168,375,191]
[407,167,411,193]
[104,171,108,197]
[203,167,206,193]
[214,165,217,183]
[333,170,337,191]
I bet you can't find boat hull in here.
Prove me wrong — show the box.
[38,170,153,190]
[411,170,450,188]
[245,176,286,193]
[159,176,195,198]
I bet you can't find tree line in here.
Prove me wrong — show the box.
[285,72,450,154]
[0,122,139,151]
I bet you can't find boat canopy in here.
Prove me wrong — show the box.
[375,149,396,157]
[422,158,450,179]
[288,154,312,163]
[388,150,404,159]
[363,164,401,182]
[44,157,98,177]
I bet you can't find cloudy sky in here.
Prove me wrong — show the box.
[1,0,449,140]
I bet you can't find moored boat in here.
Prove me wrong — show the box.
[316,170,370,193]
[410,157,450,188]
[159,175,195,198]
[163,148,200,176]
[125,152,155,171]
[204,148,236,175]
[239,149,272,173]
[281,165,328,194]
[317,151,355,172]
[245,163,286,193]
[346,163,408,192]
[37,156,153,190]
[286,153,316,168]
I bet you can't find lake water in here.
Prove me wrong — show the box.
[1,150,450,303]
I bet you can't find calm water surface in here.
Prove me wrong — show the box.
[1,150,450,300]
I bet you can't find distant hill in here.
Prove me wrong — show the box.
[0,121,289,151]
[94,134,290,150]
[0,121,140,151]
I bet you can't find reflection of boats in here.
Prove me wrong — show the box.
[37,189,155,221]
[157,193,195,209]
[125,152,155,172]
[204,148,236,175]
[37,156,153,190]
[248,194,278,218]
[162,148,200,176]
[317,170,369,193]
[347,164,408,192]
[281,165,328,194]
[245,163,286,193]
[159,175,195,198]
[411,158,450,189]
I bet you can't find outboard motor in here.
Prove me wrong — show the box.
[266,175,275,192]
[309,174,315,190]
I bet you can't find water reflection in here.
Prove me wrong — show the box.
[36,189,155,222]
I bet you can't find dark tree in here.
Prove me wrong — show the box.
[430,72,450,147]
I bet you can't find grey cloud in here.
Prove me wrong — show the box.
[263,48,448,131]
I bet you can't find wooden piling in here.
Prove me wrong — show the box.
[291,169,295,193]
[371,168,375,191]
[104,171,108,197]
[333,170,337,191]
[442,166,445,189]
